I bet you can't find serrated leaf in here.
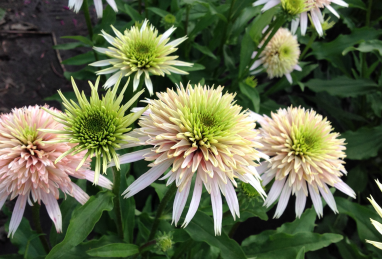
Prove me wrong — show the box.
[341,126,382,160]
[305,76,380,97]
[86,243,139,257]
[46,191,114,259]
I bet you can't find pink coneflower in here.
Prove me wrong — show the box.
[251,106,355,218]
[0,105,112,237]
[111,84,268,235]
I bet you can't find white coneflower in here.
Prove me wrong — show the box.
[68,0,118,18]
[251,106,355,218]
[366,180,382,249]
[250,28,301,84]
[90,20,193,95]
[111,84,268,235]
[0,105,112,237]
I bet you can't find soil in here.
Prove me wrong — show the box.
[0,0,98,254]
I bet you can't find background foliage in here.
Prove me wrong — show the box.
[2,0,382,258]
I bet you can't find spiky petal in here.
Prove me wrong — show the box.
[90,19,193,95]
[251,106,355,219]
[366,180,382,250]
[115,83,268,235]
[41,76,147,184]
[0,105,112,238]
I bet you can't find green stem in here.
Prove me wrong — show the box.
[300,32,317,60]
[366,0,372,27]
[82,0,99,61]
[32,203,51,254]
[184,5,191,59]
[112,166,124,240]
[239,16,285,81]
[147,183,177,242]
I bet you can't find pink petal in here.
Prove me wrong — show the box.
[41,192,62,233]
[8,195,27,238]
[182,173,203,228]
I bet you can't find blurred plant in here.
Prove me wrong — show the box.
[366,179,382,250]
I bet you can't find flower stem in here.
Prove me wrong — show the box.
[32,203,51,254]
[82,0,99,61]
[112,166,124,240]
[147,183,177,242]
[184,5,191,59]
[240,16,285,81]
[300,32,317,60]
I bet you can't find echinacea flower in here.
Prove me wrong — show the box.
[254,0,348,36]
[250,28,301,84]
[90,19,193,94]
[251,106,355,218]
[0,105,112,237]
[112,83,268,235]
[366,179,382,250]
[68,0,118,18]
[41,76,147,184]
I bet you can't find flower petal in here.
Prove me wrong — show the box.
[8,195,27,238]
[41,192,62,233]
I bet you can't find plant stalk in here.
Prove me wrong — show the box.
[147,183,177,242]
[81,0,99,61]
[112,166,124,240]
[300,32,317,60]
[32,203,51,254]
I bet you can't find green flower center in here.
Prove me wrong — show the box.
[21,126,38,144]
[73,108,118,149]
[281,0,309,15]
[163,14,176,24]
[124,41,157,69]
[290,126,324,157]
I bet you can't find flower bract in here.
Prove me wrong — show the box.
[0,105,112,237]
[251,106,355,218]
[41,76,147,184]
[112,83,268,235]
[90,19,193,95]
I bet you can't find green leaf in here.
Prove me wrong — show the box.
[223,45,235,71]
[64,67,97,81]
[61,52,95,66]
[53,42,85,50]
[151,182,167,202]
[124,4,144,22]
[341,126,382,160]
[177,63,205,72]
[121,172,136,243]
[346,165,368,193]
[147,7,171,17]
[188,14,218,39]
[101,6,116,33]
[61,36,93,46]
[239,83,260,112]
[231,6,260,39]
[192,42,217,60]
[276,208,316,235]
[343,39,382,57]
[346,0,367,10]
[248,7,278,44]
[305,76,380,97]
[86,243,139,257]
[0,255,24,259]
[296,247,305,259]
[336,197,381,241]
[242,232,343,258]
[223,198,268,226]
[46,191,114,259]
[239,32,255,77]
[183,211,247,259]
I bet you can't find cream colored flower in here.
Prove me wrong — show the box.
[366,179,382,250]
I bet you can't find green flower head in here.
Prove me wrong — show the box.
[281,0,311,16]
[41,76,147,184]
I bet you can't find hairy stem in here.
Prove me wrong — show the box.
[112,166,124,239]
[32,203,51,254]
[147,183,177,242]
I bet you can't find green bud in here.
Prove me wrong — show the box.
[245,76,258,88]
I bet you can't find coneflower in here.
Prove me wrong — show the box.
[0,105,112,237]
[251,106,355,218]
[112,84,268,235]
[366,179,382,250]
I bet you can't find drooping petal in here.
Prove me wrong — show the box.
[70,182,90,205]
[41,192,62,233]
[172,180,191,226]
[8,195,27,238]
[334,181,356,199]
[182,173,203,228]
[109,148,152,167]
[274,182,292,218]
[264,178,286,207]
[295,187,307,218]
[309,184,323,218]
[211,179,223,235]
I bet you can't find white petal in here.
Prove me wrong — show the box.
[300,12,308,36]
[294,64,302,71]
[182,174,203,228]
[106,0,118,11]
[211,179,223,236]
[109,148,152,167]
[41,192,62,233]
[308,184,323,218]
[122,159,173,198]
[291,18,300,34]
[253,0,269,6]
[159,26,176,45]
[331,0,348,7]
[273,182,292,218]
[366,240,382,250]
[167,36,187,47]
[144,72,154,96]
[101,30,116,45]
[133,70,143,91]
[250,60,262,71]
[295,187,307,218]
[244,173,267,199]
[264,177,286,207]
[93,47,110,54]
[82,170,113,190]
[141,19,148,33]
[325,4,339,18]
[172,180,191,226]
[8,195,27,238]
[104,72,123,88]
[319,184,338,213]
[256,161,270,175]
[89,59,119,67]
[70,182,90,205]
[261,0,280,12]
[94,0,103,18]
[311,9,323,36]
[371,219,382,236]
[96,67,120,75]
[285,73,293,84]
[225,180,240,220]
[333,181,356,199]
